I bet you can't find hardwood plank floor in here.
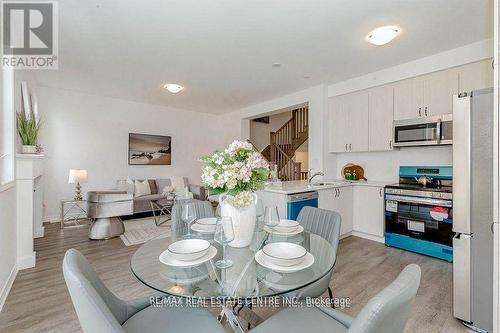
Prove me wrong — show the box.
[0,223,468,332]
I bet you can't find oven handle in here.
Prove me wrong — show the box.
[385,194,452,207]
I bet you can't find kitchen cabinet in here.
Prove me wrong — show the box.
[368,85,394,151]
[353,186,384,239]
[318,186,353,236]
[458,59,494,93]
[329,91,368,152]
[329,96,349,153]
[393,69,458,120]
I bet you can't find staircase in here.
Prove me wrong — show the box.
[270,107,308,181]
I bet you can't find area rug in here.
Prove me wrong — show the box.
[120,217,171,246]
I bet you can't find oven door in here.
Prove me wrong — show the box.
[385,194,453,246]
[393,114,453,147]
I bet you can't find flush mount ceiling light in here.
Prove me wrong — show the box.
[367,26,400,45]
[163,83,184,93]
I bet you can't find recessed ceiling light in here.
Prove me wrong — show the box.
[367,26,400,46]
[163,83,184,93]
[272,63,281,68]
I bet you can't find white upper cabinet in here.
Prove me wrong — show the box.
[368,85,394,151]
[328,91,368,153]
[346,90,369,152]
[329,96,348,152]
[458,59,494,93]
[422,68,458,116]
[394,68,458,120]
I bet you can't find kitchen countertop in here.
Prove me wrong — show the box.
[261,179,393,195]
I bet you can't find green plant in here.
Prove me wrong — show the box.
[16,110,41,146]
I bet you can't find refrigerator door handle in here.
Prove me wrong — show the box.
[453,234,471,323]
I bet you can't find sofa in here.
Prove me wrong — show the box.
[116,177,207,215]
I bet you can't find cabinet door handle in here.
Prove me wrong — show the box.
[345,144,348,151]
[389,140,392,149]
[424,106,428,116]
[349,144,352,151]
[418,107,422,117]
[379,188,383,197]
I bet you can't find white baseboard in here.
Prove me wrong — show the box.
[0,263,18,313]
[34,226,45,238]
[340,231,352,240]
[43,215,60,223]
[351,230,385,244]
[17,252,36,270]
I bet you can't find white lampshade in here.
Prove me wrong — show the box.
[68,169,88,184]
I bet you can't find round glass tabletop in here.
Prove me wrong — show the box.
[131,224,336,300]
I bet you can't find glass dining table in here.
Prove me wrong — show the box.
[130,223,336,332]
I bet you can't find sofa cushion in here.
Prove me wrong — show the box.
[155,179,171,194]
[146,180,157,194]
[134,180,151,197]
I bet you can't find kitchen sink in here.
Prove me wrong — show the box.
[310,182,337,187]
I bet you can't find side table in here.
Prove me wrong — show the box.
[60,199,90,229]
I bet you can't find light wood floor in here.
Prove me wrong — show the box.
[0,223,468,333]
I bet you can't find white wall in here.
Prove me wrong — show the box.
[37,86,227,221]
[249,111,292,151]
[0,187,17,311]
[335,146,452,182]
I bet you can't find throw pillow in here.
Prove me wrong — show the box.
[170,177,186,192]
[134,180,151,197]
[161,185,174,196]
[125,178,135,194]
[148,179,158,194]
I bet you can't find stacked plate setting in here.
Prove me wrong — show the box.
[264,219,304,235]
[159,239,217,267]
[190,217,217,234]
[255,242,314,273]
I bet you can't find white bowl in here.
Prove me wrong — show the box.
[167,239,211,261]
[273,219,300,233]
[262,242,307,267]
[196,217,218,226]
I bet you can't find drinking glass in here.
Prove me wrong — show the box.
[181,203,197,238]
[263,206,280,238]
[256,199,264,228]
[214,217,235,268]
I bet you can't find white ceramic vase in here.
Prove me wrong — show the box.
[219,192,258,248]
[21,145,37,154]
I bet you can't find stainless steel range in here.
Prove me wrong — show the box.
[384,166,453,262]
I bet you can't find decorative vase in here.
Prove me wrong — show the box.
[219,192,258,248]
[21,145,37,154]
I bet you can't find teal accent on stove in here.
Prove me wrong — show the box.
[399,166,452,180]
[385,232,453,262]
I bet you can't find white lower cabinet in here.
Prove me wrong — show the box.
[318,186,353,237]
[352,186,385,240]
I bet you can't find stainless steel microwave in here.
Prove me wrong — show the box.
[393,114,453,147]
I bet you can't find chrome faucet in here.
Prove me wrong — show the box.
[308,169,325,183]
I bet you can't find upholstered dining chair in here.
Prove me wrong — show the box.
[63,249,224,333]
[170,200,215,235]
[251,264,421,333]
[290,206,342,302]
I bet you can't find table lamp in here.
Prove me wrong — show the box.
[68,169,87,201]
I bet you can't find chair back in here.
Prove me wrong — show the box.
[63,249,127,333]
[348,264,421,333]
[297,206,341,254]
[294,206,341,298]
[171,200,215,234]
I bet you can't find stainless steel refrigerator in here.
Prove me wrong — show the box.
[452,88,494,333]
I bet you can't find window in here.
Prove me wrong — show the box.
[0,68,14,189]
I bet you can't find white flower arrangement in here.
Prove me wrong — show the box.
[201,140,270,208]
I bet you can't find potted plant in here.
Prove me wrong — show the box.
[17,109,41,154]
[201,140,270,247]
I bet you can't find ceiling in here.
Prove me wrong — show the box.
[34,0,493,114]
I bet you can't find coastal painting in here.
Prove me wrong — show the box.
[128,133,171,165]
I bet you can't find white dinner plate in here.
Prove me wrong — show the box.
[254,249,314,273]
[191,223,216,234]
[263,225,304,236]
[159,246,217,268]
[196,217,218,225]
